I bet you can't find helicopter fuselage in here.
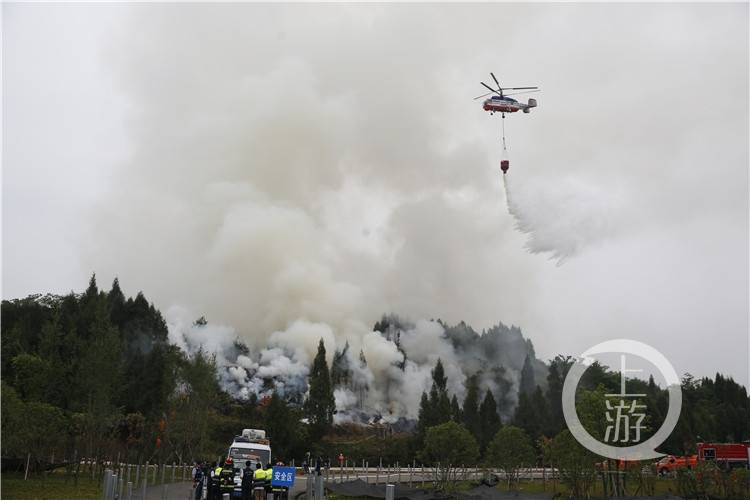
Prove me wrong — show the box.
[482,96,531,114]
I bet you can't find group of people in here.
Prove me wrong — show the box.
[192,458,289,500]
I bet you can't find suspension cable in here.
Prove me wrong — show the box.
[501,113,507,150]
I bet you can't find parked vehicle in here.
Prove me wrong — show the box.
[656,455,697,475]
[697,441,750,470]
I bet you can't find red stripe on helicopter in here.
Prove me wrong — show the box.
[483,103,519,112]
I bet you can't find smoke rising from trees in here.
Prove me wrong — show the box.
[168,309,547,422]
[64,3,748,400]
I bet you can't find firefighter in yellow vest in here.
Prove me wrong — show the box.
[252,463,267,500]
[264,463,274,498]
[210,461,224,500]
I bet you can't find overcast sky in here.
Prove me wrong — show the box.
[3,3,748,386]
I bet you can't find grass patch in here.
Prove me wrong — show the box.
[2,467,193,500]
[1,472,102,500]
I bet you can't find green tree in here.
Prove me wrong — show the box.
[450,395,462,423]
[575,386,609,442]
[1,324,25,379]
[513,386,549,442]
[108,277,127,327]
[0,382,26,457]
[546,355,573,435]
[83,273,99,303]
[550,430,598,499]
[421,421,479,490]
[23,402,68,469]
[432,358,447,391]
[462,375,481,442]
[265,391,301,461]
[417,391,434,442]
[74,299,124,460]
[330,342,351,387]
[305,339,335,438]
[519,355,536,396]
[430,359,452,424]
[486,426,536,490]
[479,389,501,453]
[10,353,51,402]
[168,349,220,462]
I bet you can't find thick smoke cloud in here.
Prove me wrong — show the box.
[67,2,749,402]
[168,308,543,421]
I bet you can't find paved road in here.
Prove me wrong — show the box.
[118,480,194,500]
[117,467,559,499]
[132,480,305,500]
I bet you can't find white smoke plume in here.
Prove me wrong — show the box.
[4,3,747,395]
[82,3,552,422]
[167,306,543,422]
[77,4,746,420]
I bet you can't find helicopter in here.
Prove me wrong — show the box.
[474,72,539,116]
[475,73,539,173]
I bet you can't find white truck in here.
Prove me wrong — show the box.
[224,429,273,499]
[227,428,272,468]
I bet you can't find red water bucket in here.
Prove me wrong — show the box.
[500,159,510,174]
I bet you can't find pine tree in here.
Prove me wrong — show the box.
[429,359,451,425]
[80,273,102,339]
[305,339,336,438]
[266,391,295,460]
[479,389,502,453]
[546,355,573,435]
[432,359,447,392]
[514,392,533,431]
[532,386,551,437]
[108,277,126,327]
[84,273,99,301]
[513,388,549,442]
[463,374,481,442]
[331,342,351,387]
[436,391,451,424]
[450,394,462,422]
[417,391,434,439]
[519,355,536,396]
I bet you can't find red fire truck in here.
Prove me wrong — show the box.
[697,441,750,470]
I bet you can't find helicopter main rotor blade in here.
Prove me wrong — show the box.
[501,86,539,90]
[473,91,495,100]
[504,89,541,96]
[481,82,503,96]
[490,72,501,88]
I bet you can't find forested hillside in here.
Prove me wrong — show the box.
[2,276,749,471]
[1,276,305,468]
